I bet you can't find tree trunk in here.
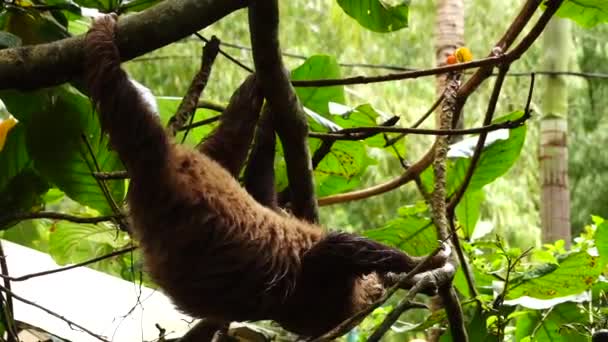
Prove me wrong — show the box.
[539,17,572,247]
[435,0,464,131]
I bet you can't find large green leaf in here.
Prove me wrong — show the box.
[313,139,372,197]
[0,170,50,230]
[453,111,527,191]
[49,221,125,264]
[48,220,141,281]
[507,251,602,300]
[25,86,125,214]
[364,213,437,256]
[336,0,410,33]
[556,0,608,27]
[292,55,345,119]
[0,124,29,192]
[455,189,483,239]
[5,8,70,45]
[329,103,391,148]
[596,221,608,265]
[73,0,117,11]
[421,111,526,197]
[515,303,587,342]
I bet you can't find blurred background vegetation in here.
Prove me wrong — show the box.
[123,0,607,247]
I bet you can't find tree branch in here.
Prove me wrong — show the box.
[0,0,247,90]
[248,0,319,222]
[0,284,110,342]
[0,211,123,230]
[0,246,136,282]
[309,114,529,140]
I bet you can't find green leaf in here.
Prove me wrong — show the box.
[312,139,372,196]
[73,0,115,11]
[455,189,483,239]
[0,170,50,230]
[0,124,29,193]
[49,221,126,265]
[5,8,70,45]
[3,219,50,253]
[337,0,409,33]
[515,303,587,341]
[364,214,437,256]
[25,86,125,214]
[0,31,21,48]
[507,251,602,300]
[596,221,608,262]
[1,89,53,123]
[556,0,608,28]
[329,103,391,147]
[453,111,527,192]
[292,55,345,118]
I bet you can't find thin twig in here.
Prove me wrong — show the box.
[0,284,110,342]
[80,134,129,231]
[449,218,478,299]
[197,100,226,112]
[178,115,221,132]
[0,246,136,282]
[384,93,445,147]
[309,114,529,140]
[292,55,502,88]
[0,211,123,229]
[193,33,254,73]
[93,171,129,180]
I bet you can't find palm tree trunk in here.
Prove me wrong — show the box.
[539,17,572,246]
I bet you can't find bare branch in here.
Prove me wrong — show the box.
[292,55,502,87]
[0,211,123,230]
[309,114,529,140]
[0,246,136,282]
[0,284,109,341]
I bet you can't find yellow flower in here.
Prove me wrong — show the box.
[0,115,19,152]
[455,47,473,63]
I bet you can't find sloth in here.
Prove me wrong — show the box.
[84,15,445,338]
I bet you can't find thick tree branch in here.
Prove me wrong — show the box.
[0,0,247,90]
[248,0,318,222]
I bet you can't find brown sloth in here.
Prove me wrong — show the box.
[84,15,445,338]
